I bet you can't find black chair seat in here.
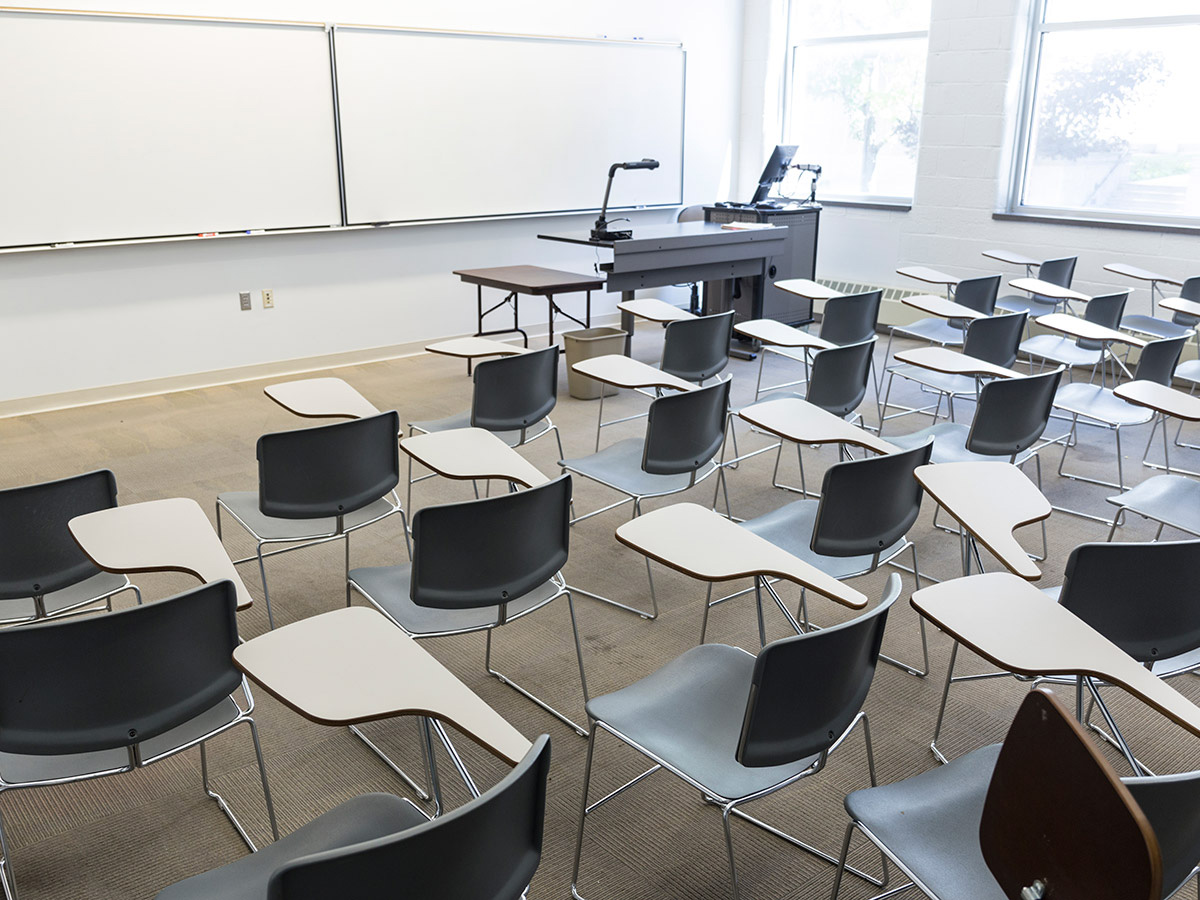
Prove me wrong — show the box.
[156,793,427,900]
[408,409,553,446]
[561,437,714,497]
[0,570,130,625]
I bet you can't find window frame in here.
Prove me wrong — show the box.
[1006,1,1200,229]
[781,5,929,207]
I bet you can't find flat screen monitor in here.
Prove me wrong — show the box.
[750,144,797,203]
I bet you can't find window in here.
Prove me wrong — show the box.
[784,0,931,205]
[1010,1,1200,227]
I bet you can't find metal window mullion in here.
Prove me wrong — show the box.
[1039,14,1200,33]
[1009,0,1048,213]
[797,29,928,48]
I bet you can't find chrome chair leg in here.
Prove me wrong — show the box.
[877,544,929,677]
[348,721,434,805]
[0,798,18,900]
[199,717,279,852]
[484,614,588,737]
[570,723,600,900]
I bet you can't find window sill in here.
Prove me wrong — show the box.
[821,198,912,212]
[993,210,1200,236]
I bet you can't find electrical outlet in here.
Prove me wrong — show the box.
[262,289,274,309]
[239,291,251,311]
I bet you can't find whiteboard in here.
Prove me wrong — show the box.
[333,28,685,225]
[0,13,342,247]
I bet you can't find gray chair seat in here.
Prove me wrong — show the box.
[349,563,561,636]
[845,743,1006,900]
[996,294,1058,316]
[886,422,1036,466]
[0,696,240,787]
[888,364,976,398]
[1174,359,1200,387]
[767,344,817,365]
[1120,314,1194,340]
[892,317,965,346]
[156,792,426,900]
[409,409,552,447]
[1019,334,1102,368]
[216,491,398,542]
[1054,383,1153,427]
[1107,475,1200,537]
[0,570,130,625]
[586,643,820,800]
[560,438,715,498]
[741,499,906,580]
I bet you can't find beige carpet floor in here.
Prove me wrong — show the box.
[3,325,1200,899]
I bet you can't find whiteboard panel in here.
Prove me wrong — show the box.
[334,29,684,224]
[0,13,342,247]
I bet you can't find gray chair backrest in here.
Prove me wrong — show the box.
[963,312,1027,368]
[661,311,735,383]
[0,469,116,600]
[966,368,1062,458]
[271,735,552,900]
[1124,771,1200,897]
[737,575,901,766]
[819,290,881,345]
[1170,276,1200,326]
[0,580,241,756]
[642,379,731,476]
[676,205,706,223]
[811,441,933,558]
[1076,291,1130,351]
[472,346,559,434]
[258,411,401,520]
[1134,336,1187,386]
[953,274,1001,317]
[409,475,570,612]
[1039,257,1077,288]
[804,339,875,418]
[1059,540,1200,664]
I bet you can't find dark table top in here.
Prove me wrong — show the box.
[452,265,604,295]
[538,221,784,250]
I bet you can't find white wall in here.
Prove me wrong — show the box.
[2,0,744,407]
[742,0,1197,320]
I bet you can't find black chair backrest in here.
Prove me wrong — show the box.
[661,311,735,383]
[258,411,400,520]
[1170,276,1200,326]
[409,475,570,612]
[271,735,552,900]
[804,339,875,418]
[737,575,901,766]
[472,346,559,434]
[0,469,116,600]
[0,580,240,756]
[1039,257,1077,288]
[963,313,1027,369]
[1133,336,1187,386]
[1076,291,1130,351]
[811,441,932,558]
[1059,540,1200,664]
[966,368,1063,458]
[819,290,881,345]
[1124,770,1200,897]
[642,379,731,476]
[954,274,1001,317]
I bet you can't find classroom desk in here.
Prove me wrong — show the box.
[773,278,842,301]
[1008,278,1091,305]
[615,296,696,323]
[264,377,381,420]
[1115,380,1200,476]
[615,502,867,610]
[897,266,961,300]
[1035,313,1147,348]
[914,462,1050,580]
[983,249,1041,276]
[1161,296,1200,320]
[892,346,1023,380]
[571,354,695,451]
[901,294,986,321]
[738,397,897,456]
[912,572,1200,742]
[734,318,834,351]
[1103,263,1183,304]
[453,265,605,349]
[399,427,549,488]
[69,497,254,610]
[539,222,787,354]
[425,336,527,375]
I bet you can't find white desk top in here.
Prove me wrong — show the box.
[571,354,696,392]
[1114,381,1200,423]
[738,397,897,456]
[734,318,835,350]
[1103,263,1181,286]
[1160,296,1200,319]
[1035,313,1147,348]
[984,249,1041,267]
[911,573,1200,739]
[425,337,528,360]
[265,378,382,420]
[1008,278,1091,303]
[616,297,696,323]
[234,606,531,765]
[893,346,1023,379]
[399,428,548,488]
[69,497,254,610]
[896,265,962,286]
[774,278,842,301]
[615,503,867,609]
[914,462,1050,580]
[902,294,986,321]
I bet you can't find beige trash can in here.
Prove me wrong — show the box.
[562,327,628,399]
